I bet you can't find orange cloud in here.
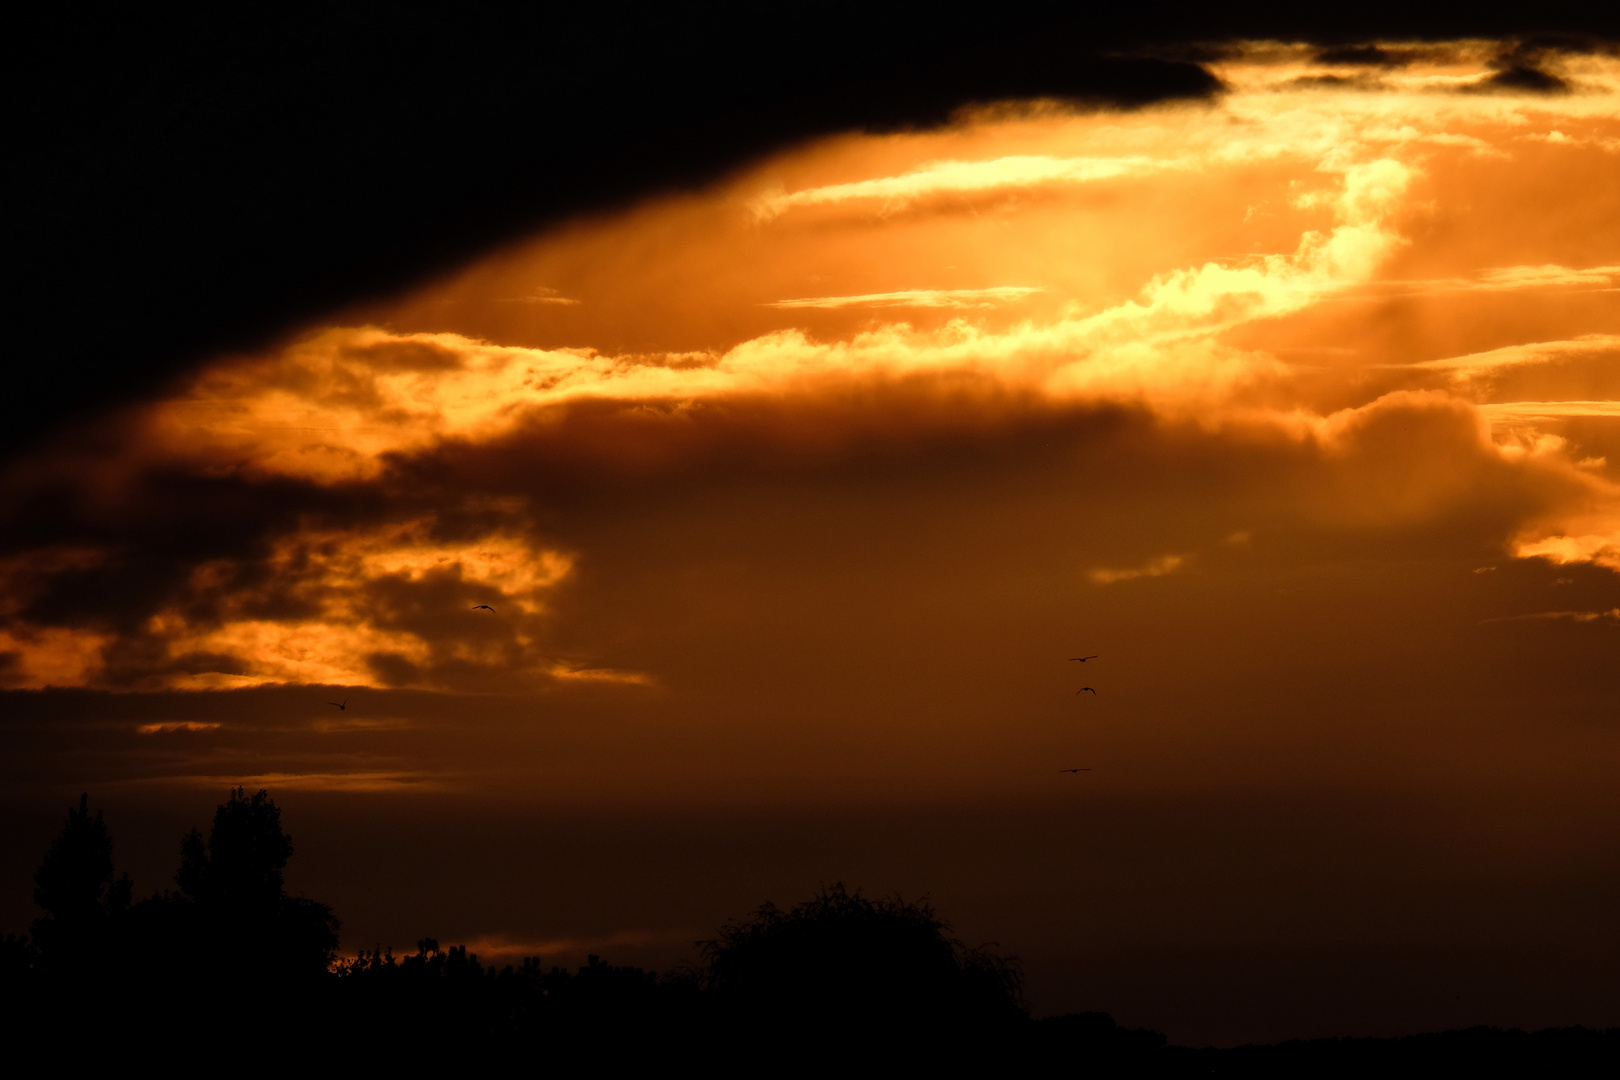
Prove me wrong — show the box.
[161,771,448,793]
[1091,555,1186,585]
[0,625,115,689]
[3,40,1619,707]
[141,150,1415,485]
[141,523,577,691]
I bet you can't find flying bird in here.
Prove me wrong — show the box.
[327,699,347,711]
[1069,656,1098,662]
[1058,768,1092,773]
[1077,687,1096,695]
[472,604,495,611]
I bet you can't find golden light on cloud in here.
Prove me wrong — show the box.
[146,146,1420,482]
[747,153,1188,219]
[137,522,577,691]
[0,518,581,691]
[163,771,448,793]
[1513,530,1620,572]
[135,721,222,735]
[2,40,1618,743]
[0,625,115,689]
[1090,555,1186,585]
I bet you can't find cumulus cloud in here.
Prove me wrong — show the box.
[0,625,114,689]
[0,516,599,692]
[144,523,578,691]
[138,151,1415,490]
[2,40,1618,778]
[1514,530,1620,572]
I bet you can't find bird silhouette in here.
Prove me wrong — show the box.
[1058,768,1092,773]
[1077,687,1096,695]
[472,604,495,612]
[327,699,347,711]
[1069,656,1098,662]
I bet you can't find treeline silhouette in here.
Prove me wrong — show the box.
[5,791,1618,1073]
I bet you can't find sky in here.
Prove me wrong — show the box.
[4,38,1620,1044]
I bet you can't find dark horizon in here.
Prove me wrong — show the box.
[9,785,1619,1061]
[8,778,1620,1047]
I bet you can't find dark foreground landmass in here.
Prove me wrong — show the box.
[5,790,1616,1073]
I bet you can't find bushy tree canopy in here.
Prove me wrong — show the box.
[701,882,1025,1045]
[31,794,130,973]
[176,787,294,913]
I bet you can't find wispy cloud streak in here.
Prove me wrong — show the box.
[750,155,1185,219]
[767,286,1046,309]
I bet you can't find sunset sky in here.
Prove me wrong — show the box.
[5,37,1620,1044]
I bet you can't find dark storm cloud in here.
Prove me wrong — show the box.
[1312,44,1411,67]
[15,3,1620,469]
[1284,73,1388,90]
[7,5,1228,469]
[1470,62,1572,94]
[1485,64,1572,92]
[1462,36,1620,94]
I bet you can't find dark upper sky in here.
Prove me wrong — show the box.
[9,2,1618,462]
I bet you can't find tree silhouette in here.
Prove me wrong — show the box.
[176,787,293,911]
[701,882,1025,1059]
[154,787,339,982]
[18,794,1615,1069]
[30,794,131,977]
